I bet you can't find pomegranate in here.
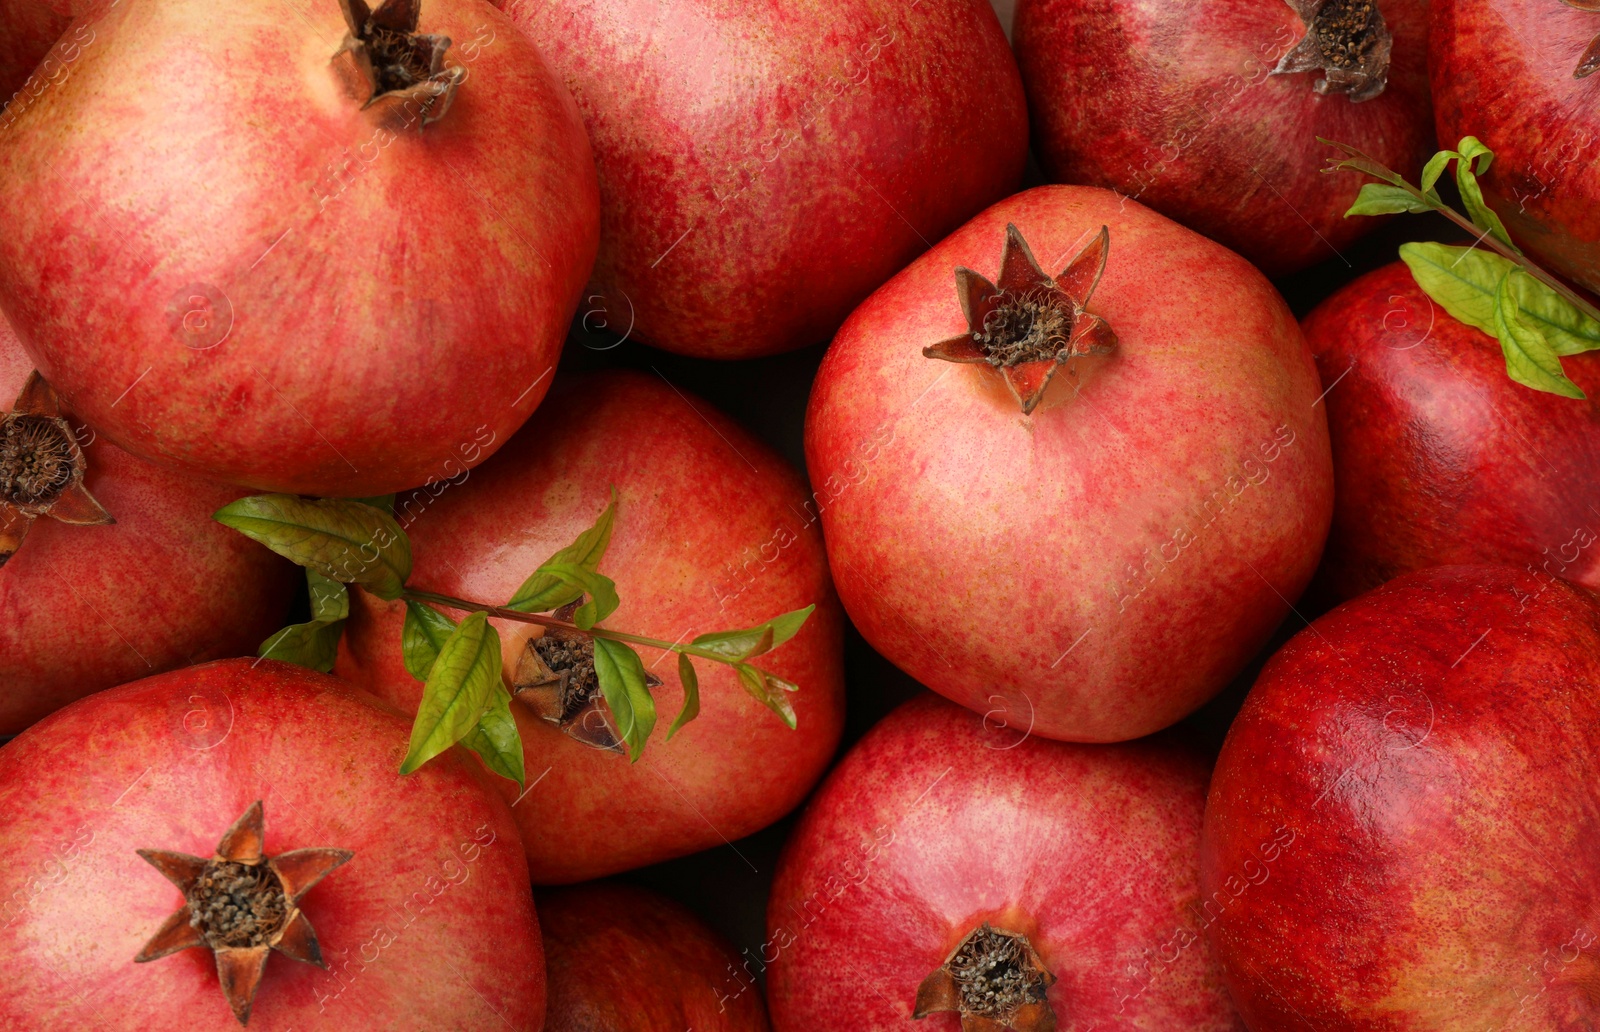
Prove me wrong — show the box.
[0,0,89,104]
[0,318,296,735]
[0,658,544,1029]
[1203,564,1600,1029]
[336,370,845,882]
[0,0,599,496]
[804,185,1333,743]
[539,881,771,1031]
[504,0,1027,359]
[1014,0,1433,275]
[1302,261,1600,601]
[1432,0,1600,294]
[764,693,1242,1031]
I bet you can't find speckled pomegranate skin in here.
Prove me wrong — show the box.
[0,0,599,495]
[1303,262,1600,602]
[1014,0,1432,276]
[1203,565,1600,1030]
[1432,0,1600,294]
[0,659,545,1031]
[337,370,845,882]
[0,320,296,734]
[805,185,1333,743]
[540,882,771,1031]
[505,0,1028,359]
[765,693,1244,1031]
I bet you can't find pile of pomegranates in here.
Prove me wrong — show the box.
[3,0,1599,1029]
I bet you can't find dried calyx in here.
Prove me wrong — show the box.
[924,223,1117,415]
[336,0,466,127]
[512,599,661,754]
[915,923,1058,1032]
[0,371,112,567]
[1564,0,1600,79]
[1273,0,1392,101]
[135,801,353,1026]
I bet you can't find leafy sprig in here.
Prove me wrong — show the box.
[216,493,814,783]
[1324,135,1600,399]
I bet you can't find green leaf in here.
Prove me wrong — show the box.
[1449,137,1515,251]
[400,612,503,774]
[459,685,525,788]
[306,570,349,623]
[1345,183,1432,216]
[1398,241,1508,335]
[690,605,817,661]
[1419,149,1454,195]
[534,564,620,630]
[257,619,345,673]
[1318,137,1413,190]
[592,637,657,761]
[734,663,798,730]
[401,601,459,682]
[667,652,700,740]
[215,495,412,600]
[1500,262,1600,357]
[506,490,617,613]
[1494,272,1586,399]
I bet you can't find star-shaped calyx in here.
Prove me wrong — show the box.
[1271,0,1393,102]
[336,0,467,128]
[511,599,662,754]
[135,801,353,1026]
[1564,0,1600,78]
[923,223,1116,415]
[914,924,1058,1032]
[0,371,113,567]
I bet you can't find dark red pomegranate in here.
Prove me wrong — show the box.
[805,184,1332,743]
[505,0,1027,358]
[0,0,599,495]
[1014,0,1433,275]
[1203,564,1600,1029]
[539,881,771,1031]
[766,693,1242,1031]
[337,370,845,882]
[0,319,296,735]
[1303,261,1600,601]
[0,658,545,1029]
[1432,0,1600,294]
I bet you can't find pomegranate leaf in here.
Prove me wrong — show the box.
[257,619,345,673]
[591,637,656,761]
[400,611,503,774]
[532,564,619,630]
[734,663,798,729]
[216,495,412,600]
[1495,273,1585,399]
[505,490,616,614]
[401,600,458,681]
[690,604,816,660]
[307,570,349,623]
[1345,183,1432,216]
[458,685,525,788]
[667,652,700,740]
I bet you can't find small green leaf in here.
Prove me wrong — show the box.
[215,495,412,600]
[1318,138,1413,190]
[690,605,817,661]
[1501,265,1600,357]
[1419,149,1454,195]
[400,612,503,775]
[257,619,345,673]
[734,663,798,730]
[459,685,526,787]
[592,637,657,761]
[534,564,620,629]
[1494,273,1586,399]
[667,652,700,740]
[306,570,349,624]
[402,601,459,682]
[1398,241,1509,335]
[1449,137,1515,251]
[506,490,618,613]
[1345,183,1432,216]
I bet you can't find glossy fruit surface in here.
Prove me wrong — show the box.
[1303,261,1600,601]
[766,693,1243,1031]
[1015,0,1433,275]
[805,184,1333,742]
[0,320,296,734]
[0,658,544,1030]
[1432,0,1600,293]
[337,370,845,882]
[1203,564,1600,1030]
[540,881,771,1031]
[509,0,1028,358]
[0,0,598,495]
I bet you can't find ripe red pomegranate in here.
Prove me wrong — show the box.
[1014,0,1433,275]
[765,693,1242,1031]
[540,882,771,1031]
[805,185,1333,743]
[337,370,845,882]
[0,319,296,735]
[0,0,599,496]
[1433,0,1600,294]
[505,0,1027,358]
[1203,564,1600,1029]
[1303,261,1600,601]
[0,658,545,1029]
